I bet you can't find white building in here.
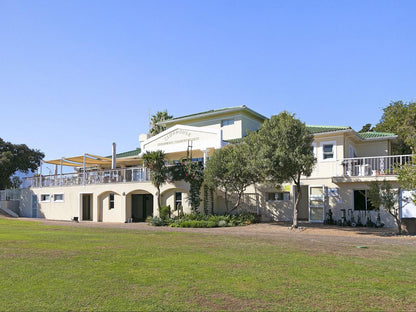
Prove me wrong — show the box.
[18,106,408,227]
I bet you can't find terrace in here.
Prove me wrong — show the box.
[333,154,412,182]
[22,167,150,188]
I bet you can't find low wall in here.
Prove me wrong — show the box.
[0,200,20,215]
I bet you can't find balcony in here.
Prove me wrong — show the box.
[332,154,412,183]
[22,167,151,188]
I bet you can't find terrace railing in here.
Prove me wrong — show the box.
[340,154,413,177]
[22,167,150,188]
[0,189,21,201]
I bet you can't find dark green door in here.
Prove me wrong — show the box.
[131,194,153,222]
[82,194,92,221]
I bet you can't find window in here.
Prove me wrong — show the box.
[321,141,336,160]
[53,194,64,202]
[40,194,50,202]
[354,190,375,211]
[266,192,290,201]
[311,143,317,158]
[349,145,357,158]
[221,119,234,127]
[109,193,115,209]
[175,192,182,210]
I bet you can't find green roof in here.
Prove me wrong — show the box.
[357,132,397,140]
[306,125,351,134]
[106,148,141,158]
[160,105,267,125]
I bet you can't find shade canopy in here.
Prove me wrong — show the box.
[43,154,142,168]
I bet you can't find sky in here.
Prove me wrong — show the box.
[1,0,415,162]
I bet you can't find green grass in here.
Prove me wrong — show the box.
[0,219,415,311]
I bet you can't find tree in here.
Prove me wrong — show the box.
[358,123,373,133]
[149,110,173,137]
[10,176,22,189]
[367,180,402,234]
[142,150,168,212]
[0,138,44,190]
[246,112,316,228]
[205,142,261,212]
[396,157,416,204]
[374,101,416,154]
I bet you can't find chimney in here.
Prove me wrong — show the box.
[112,142,116,169]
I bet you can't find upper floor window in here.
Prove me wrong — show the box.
[349,145,357,158]
[321,141,336,161]
[221,119,234,127]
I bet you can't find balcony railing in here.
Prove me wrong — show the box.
[22,167,150,188]
[340,154,413,177]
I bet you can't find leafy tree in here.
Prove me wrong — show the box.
[142,150,168,212]
[367,180,402,234]
[10,176,22,189]
[396,157,416,204]
[358,123,373,133]
[246,112,316,228]
[205,142,261,212]
[0,138,44,189]
[149,110,173,137]
[374,101,416,154]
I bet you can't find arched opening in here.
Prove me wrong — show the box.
[127,191,154,222]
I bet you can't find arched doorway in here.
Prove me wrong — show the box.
[131,193,153,222]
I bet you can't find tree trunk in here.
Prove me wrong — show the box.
[292,182,301,228]
[396,216,402,235]
[224,189,229,212]
[157,185,161,215]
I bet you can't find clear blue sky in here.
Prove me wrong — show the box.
[1,0,415,161]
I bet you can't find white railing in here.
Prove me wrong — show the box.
[0,189,21,200]
[22,167,150,188]
[340,154,413,177]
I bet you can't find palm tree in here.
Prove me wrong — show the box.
[142,151,167,212]
[149,110,173,136]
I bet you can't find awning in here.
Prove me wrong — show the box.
[43,154,136,167]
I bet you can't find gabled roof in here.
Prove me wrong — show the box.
[158,105,267,126]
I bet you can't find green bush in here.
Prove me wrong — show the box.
[149,217,166,226]
[159,205,171,220]
[218,220,228,227]
[149,212,259,228]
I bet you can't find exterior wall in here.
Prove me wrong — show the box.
[24,180,191,222]
[310,134,345,178]
[356,140,390,157]
[241,115,263,137]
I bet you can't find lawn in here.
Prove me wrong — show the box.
[0,219,415,311]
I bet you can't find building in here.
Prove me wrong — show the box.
[18,105,409,227]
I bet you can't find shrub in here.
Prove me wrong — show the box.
[218,220,228,227]
[159,205,171,220]
[149,217,166,226]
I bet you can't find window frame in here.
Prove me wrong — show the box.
[40,194,50,202]
[353,190,376,211]
[53,194,64,202]
[320,140,337,161]
[266,192,290,201]
[221,119,234,127]
[175,192,182,210]
[109,193,115,210]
